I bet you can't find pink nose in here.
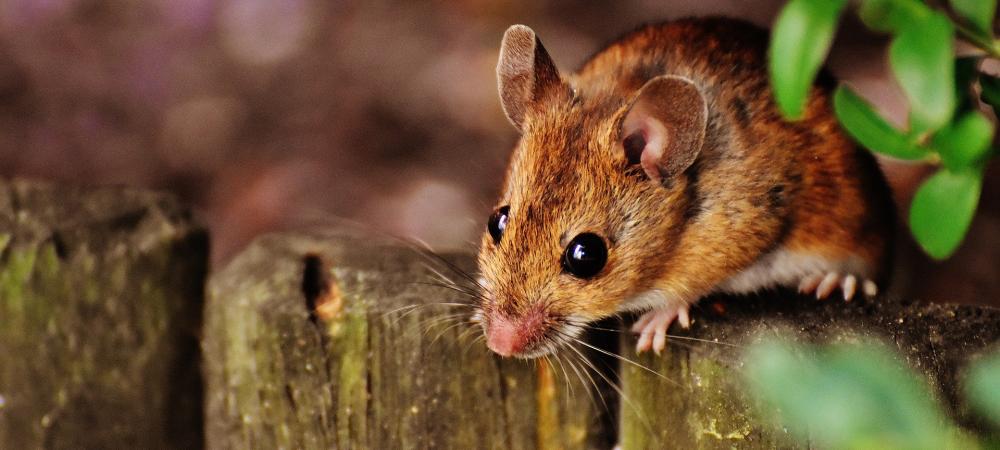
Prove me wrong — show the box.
[486,316,526,357]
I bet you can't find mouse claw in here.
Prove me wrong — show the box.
[678,307,691,329]
[797,274,823,294]
[629,311,656,334]
[633,302,690,355]
[862,279,878,297]
[798,272,878,301]
[815,272,840,299]
[841,275,857,301]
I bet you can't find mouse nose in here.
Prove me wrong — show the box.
[486,315,524,357]
[486,310,549,357]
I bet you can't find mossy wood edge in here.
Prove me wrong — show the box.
[0,178,207,449]
[202,228,616,449]
[620,291,1000,449]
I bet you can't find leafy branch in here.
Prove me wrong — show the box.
[770,0,998,259]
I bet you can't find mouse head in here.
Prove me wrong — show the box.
[477,25,708,358]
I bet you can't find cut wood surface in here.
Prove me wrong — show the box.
[0,178,207,449]
[202,228,616,449]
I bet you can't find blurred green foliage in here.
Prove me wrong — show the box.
[770,0,848,119]
[745,338,1000,449]
[770,0,998,260]
[967,352,1000,426]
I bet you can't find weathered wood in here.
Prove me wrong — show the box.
[203,228,617,449]
[0,178,207,449]
[618,295,1000,449]
[7,180,997,449]
[206,228,1000,449]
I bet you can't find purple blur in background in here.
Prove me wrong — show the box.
[0,0,996,306]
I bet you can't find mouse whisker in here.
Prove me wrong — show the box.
[456,323,481,344]
[414,312,472,332]
[383,299,474,323]
[427,319,472,347]
[384,304,431,326]
[569,319,742,348]
[543,354,575,399]
[418,318,464,340]
[552,328,680,388]
[562,348,608,416]
[463,333,487,355]
[412,317,459,336]
[554,352,581,400]
[410,242,495,297]
[382,303,423,317]
[405,280,479,295]
[415,312,470,327]
[412,284,485,304]
[420,263,476,293]
[383,300,471,316]
[560,353,591,408]
[660,335,741,347]
[384,303,461,326]
[562,340,658,440]
[416,267,492,306]
[292,210,490,294]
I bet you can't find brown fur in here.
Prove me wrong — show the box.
[478,18,894,353]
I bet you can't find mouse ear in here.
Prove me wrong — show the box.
[620,75,707,182]
[497,25,563,132]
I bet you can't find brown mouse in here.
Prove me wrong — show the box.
[475,18,894,358]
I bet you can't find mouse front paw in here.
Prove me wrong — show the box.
[630,303,691,355]
[797,272,878,301]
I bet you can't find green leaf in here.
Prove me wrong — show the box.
[769,0,848,119]
[833,86,927,160]
[966,352,1000,425]
[951,0,997,36]
[745,339,955,449]
[909,168,983,259]
[859,0,933,33]
[933,110,994,170]
[889,12,956,132]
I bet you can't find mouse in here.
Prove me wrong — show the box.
[475,17,895,358]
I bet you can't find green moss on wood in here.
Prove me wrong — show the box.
[619,297,1000,449]
[0,179,207,449]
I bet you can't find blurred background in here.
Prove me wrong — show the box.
[0,0,995,305]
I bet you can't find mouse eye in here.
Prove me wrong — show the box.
[487,206,510,244]
[562,233,607,279]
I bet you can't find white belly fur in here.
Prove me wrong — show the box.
[716,248,871,295]
[619,248,872,313]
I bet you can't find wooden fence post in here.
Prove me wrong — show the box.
[0,179,207,449]
[8,178,996,449]
[617,295,1000,449]
[202,228,617,449]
